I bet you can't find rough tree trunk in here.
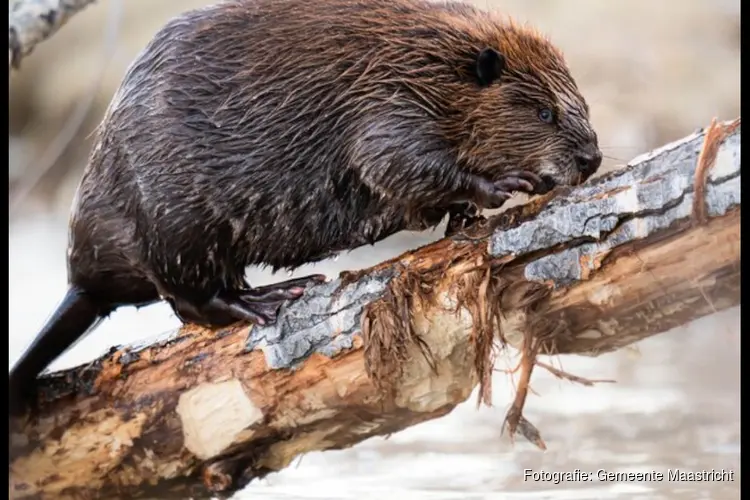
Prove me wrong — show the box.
[9,119,741,499]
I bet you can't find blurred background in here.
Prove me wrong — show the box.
[8,0,740,498]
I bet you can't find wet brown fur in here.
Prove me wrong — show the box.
[11,0,600,405]
[72,0,597,301]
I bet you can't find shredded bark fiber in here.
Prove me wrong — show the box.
[360,243,498,404]
[359,234,562,448]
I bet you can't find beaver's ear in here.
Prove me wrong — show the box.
[475,48,505,86]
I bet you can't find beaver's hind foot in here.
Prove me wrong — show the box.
[171,275,326,326]
[218,274,327,325]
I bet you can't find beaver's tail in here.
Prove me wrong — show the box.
[9,287,101,415]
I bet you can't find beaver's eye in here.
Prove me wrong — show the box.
[538,108,555,124]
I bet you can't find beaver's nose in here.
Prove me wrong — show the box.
[574,147,603,178]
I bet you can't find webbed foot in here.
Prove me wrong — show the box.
[210,274,326,326]
[170,275,327,327]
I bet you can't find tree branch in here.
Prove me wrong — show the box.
[9,0,99,70]
[9,118,741,499]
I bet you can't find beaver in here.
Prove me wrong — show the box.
[9,0,602,411]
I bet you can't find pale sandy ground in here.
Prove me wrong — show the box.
[8,1,740,498]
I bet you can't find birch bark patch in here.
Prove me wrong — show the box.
[176,379,263,460]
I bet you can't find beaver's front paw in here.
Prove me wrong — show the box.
[472,171,542,209]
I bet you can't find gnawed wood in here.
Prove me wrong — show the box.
[9,119,741,499]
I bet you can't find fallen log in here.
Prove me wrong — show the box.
[9,118,741,499]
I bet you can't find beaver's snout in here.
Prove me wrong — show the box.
[573,143,603,180]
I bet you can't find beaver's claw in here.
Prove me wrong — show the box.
[471,170,543,209]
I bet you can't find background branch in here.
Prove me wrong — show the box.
[9,119,741,499]
[9,0,99,70]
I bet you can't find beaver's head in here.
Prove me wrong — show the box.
[455,23,601,193]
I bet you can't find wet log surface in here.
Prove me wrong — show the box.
[9,119,741,499]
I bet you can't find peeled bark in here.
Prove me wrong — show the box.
[9,118,741,499]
